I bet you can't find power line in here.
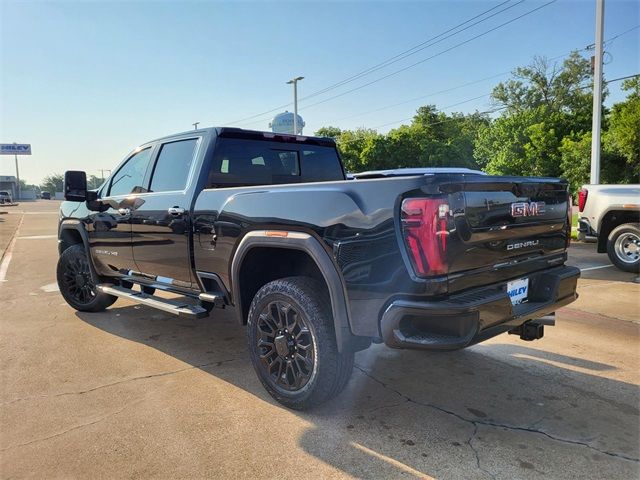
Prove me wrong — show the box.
[370,96,495,130]
[588,24,639,50]
[225,0,519,126]
[329,47,584,124]
[375,74,637,130]
[319,26,639,129]
[227,1,531,126]
[331,73,511,123]
[335,73,638,144]
[234,0,558,127]
[296,0,524,102]
[299,0,558,111]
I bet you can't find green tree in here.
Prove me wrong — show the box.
[559,132,591,194]
[476,53,594,177]
[41,173,64,193]
[334,128,380,172]
[492,52,593,123]
[605,77,640,179]
[314,126,342,139]
[317,106,487,173]
[87,175,104,190]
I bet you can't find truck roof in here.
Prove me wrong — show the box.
[147,127,337,147]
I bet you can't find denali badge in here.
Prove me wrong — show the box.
[507,240,540,250]
[511,201,546,217]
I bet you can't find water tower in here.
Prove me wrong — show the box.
[269,111,305,135]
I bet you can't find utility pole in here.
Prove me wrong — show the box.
[286,76,304,134]
[590,0,605,184]
[98,169,111,180]
[193,122,200,130]
[14,153,20,200]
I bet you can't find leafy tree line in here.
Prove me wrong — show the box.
[32,173,104,194]
[316,52,639,195]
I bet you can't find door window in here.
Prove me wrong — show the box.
[150,139,198,192]
[108,148,153,196]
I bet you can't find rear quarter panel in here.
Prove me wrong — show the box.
[193,176,429,337]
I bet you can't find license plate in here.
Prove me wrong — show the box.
[507,278,529,305]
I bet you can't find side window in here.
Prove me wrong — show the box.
[108,148,153,197]
[150,139,198,192]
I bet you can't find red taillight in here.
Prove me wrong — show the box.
[400,197,449,277]
[578,188,588,212]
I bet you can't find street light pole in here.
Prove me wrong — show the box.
[590,0,605,184]
[14,153,20,200]
[286,76,304,134]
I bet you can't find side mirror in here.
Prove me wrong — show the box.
[64,171,87,202]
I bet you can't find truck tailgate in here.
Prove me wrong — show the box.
[445,177,570,292]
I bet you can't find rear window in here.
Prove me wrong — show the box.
[207,138,344,188]
[150,138,198,192]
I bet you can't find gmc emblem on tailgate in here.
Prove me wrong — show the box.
[511,201,546,217]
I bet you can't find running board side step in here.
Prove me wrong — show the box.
[97,284,209,319]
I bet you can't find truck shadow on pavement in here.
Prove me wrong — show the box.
[76,305,640,479]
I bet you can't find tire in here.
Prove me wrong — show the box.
[57,244,117,312]
[606,223,640,273]
[246,276,354,410]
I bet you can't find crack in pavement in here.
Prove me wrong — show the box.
[2,358,241,406]
[354,364,639,465]
[467,423,496,480]
[1,402,137,452]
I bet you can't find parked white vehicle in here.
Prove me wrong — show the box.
[577,184,640,272]
[0,190,13,204]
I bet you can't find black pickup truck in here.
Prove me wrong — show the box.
[58,127,579,409]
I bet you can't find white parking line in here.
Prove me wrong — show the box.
[580,264,614,272]
[0,216,24,283]
[17,235,57,240]
[7,211,59,215]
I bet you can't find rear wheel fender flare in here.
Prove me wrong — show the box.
[230,231,355,352]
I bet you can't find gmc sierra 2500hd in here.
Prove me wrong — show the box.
[58,127,579,409]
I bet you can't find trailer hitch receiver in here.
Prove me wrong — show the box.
[509,314,555,341]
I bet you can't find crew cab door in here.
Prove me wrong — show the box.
[89,146,155,275]
[130,137,201,288]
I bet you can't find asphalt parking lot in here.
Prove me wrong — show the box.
[1,200,638,479]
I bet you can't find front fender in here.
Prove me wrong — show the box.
[58,220,100,284]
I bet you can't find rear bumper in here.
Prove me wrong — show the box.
[380,265,580,350]
[578,218,597,236]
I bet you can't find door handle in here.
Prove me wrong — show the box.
[118,208,130,215]
[168,207,185,216]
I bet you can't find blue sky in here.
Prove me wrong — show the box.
[1,0,638,184]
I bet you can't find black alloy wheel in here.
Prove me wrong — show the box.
[257,300,315,391]
[247,276,354,410]
[62,253,96,304]
[57,244,116,312]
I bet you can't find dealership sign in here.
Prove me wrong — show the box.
[0,144,31,155]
